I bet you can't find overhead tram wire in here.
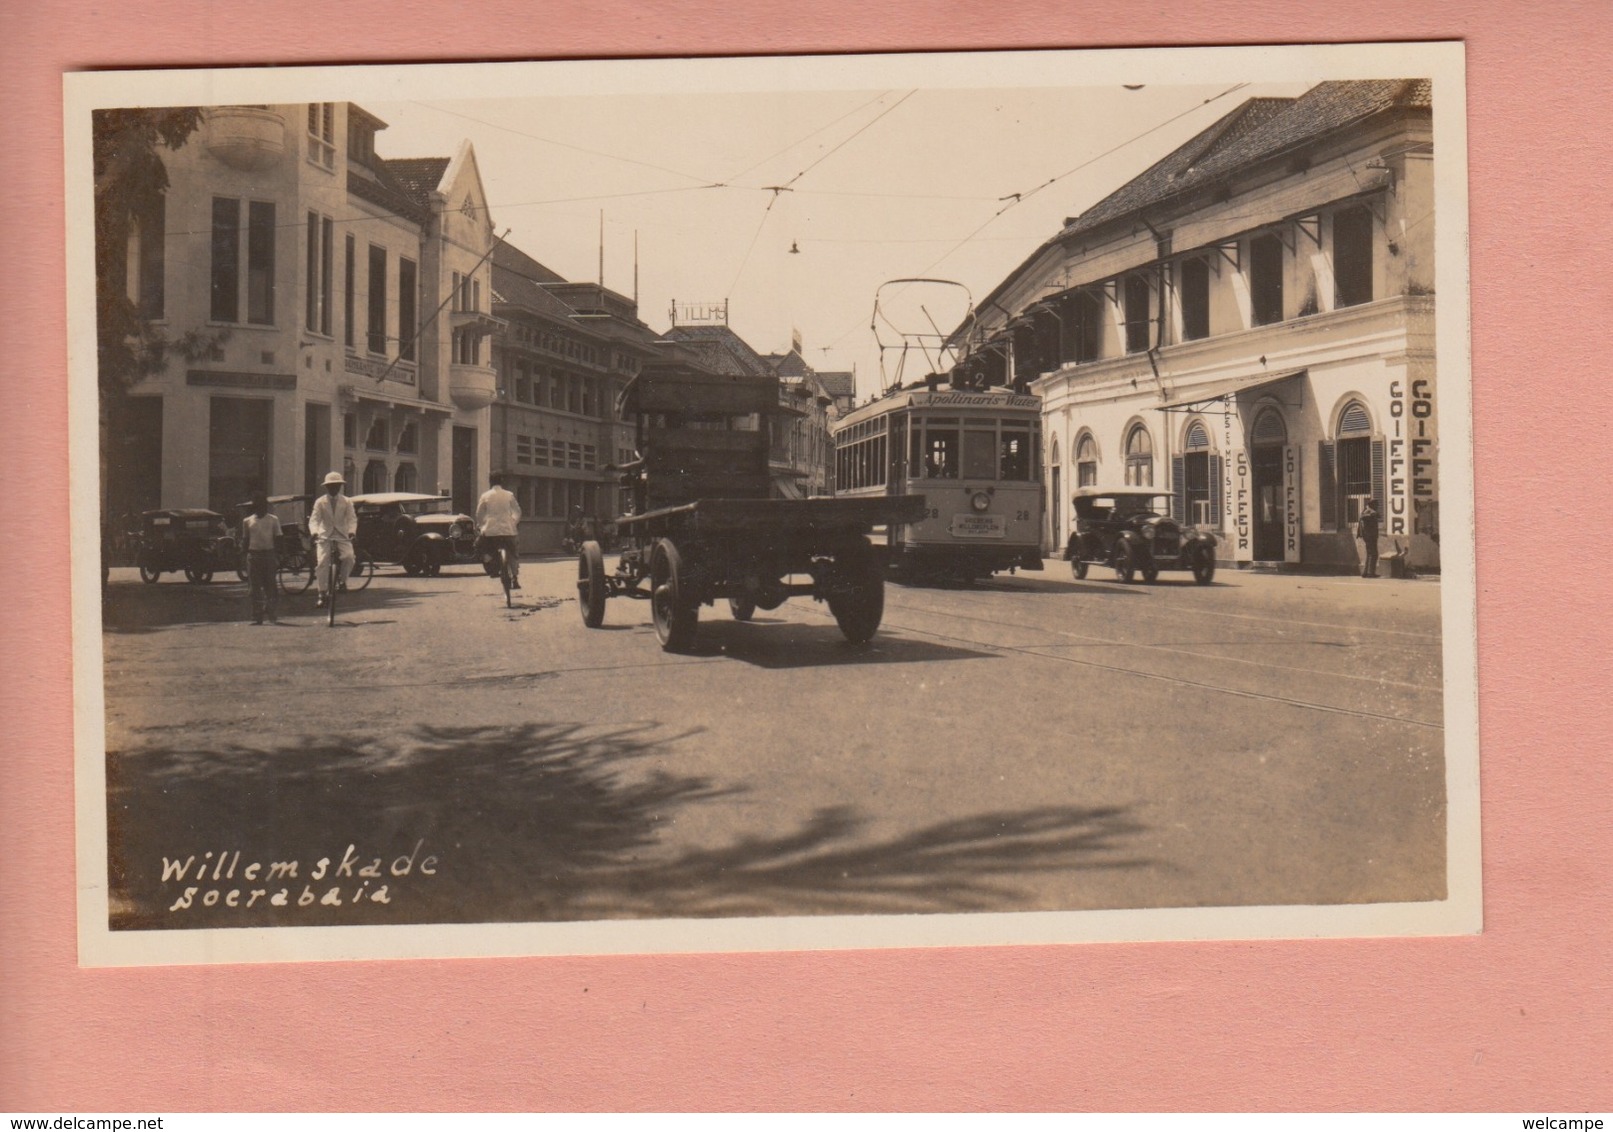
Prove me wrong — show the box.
[817,82,1257,360]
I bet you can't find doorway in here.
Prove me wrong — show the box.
[1249,408,1287,561]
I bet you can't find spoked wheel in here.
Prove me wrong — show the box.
[727,594,756,621]
[279,556,315,594]
[1070,555,1089,580]
[1191,546,1217,585]
[650,538,699,652]
[1113,544,1136,584]
[828,538,885,644]
[347,551,375,591]
[577,540,607,627]
[184,567,214,585]
[138,562,160,584]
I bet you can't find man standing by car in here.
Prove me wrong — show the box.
[309,471,357,608]
[1357,498,1381,579]
[241,493,283,624]
[476,470,522,590]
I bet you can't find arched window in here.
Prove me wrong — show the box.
[1320,398,1382,531]
[1076,432,1098,487]
[393,463,417,493]
[1124,424,1153,487]
[362,459,387,494]
[1252,407,1288,447]
[1174,419,1221,527]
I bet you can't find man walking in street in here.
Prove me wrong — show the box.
[475,470,522,590]
[309,471,357,608]
[1358,498,1381,578]
[241,493,283,624]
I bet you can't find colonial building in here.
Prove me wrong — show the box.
[108,102,498,519]
[489,241,655,552]
[959,80,1438,573]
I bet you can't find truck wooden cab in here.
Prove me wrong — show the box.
[576,359,926,651]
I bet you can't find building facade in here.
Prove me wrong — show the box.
[960,80,1438,573]
[108,102,497,520]
[489,242,653,552]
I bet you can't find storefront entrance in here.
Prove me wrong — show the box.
[1249,408,1287,562]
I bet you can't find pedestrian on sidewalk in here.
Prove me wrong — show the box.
[309,471,357,608]
[241,494,282,624]
[1358,498,1381,578]
[475,470,522,589]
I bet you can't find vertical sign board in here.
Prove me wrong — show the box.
[1388,377,1438,540]
[1283,443,1301,563]
[1222,405,1252,563]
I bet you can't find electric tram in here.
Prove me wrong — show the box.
[833,384,1044,581]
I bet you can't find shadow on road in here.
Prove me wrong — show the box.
[892,574,1150,597]
[102,574,447,634]
[687,620,1000,668]
[106,722,1148,930]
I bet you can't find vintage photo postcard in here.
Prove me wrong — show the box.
[66,42,1477,967]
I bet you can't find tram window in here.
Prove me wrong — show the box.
[962,430,996,479]
[925,430,959,478]
[1000,431,1032,480]
[910,427,923,477]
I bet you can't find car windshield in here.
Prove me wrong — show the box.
[399,500,450,516]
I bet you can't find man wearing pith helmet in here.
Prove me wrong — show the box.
[308,470,358,607]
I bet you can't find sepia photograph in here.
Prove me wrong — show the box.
[66,42,1478,968]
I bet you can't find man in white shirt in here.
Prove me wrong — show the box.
[308,471,357,608]
[475,471,522,590]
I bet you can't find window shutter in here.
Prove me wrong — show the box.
[1210,454,1224,527]
[1371,438,1386,508]
[1318,441,1337,529]
[1172,455,1186,521]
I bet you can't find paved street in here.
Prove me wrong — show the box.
[99,556,1446,931]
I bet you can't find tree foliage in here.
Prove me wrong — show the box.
[92,107,202,397]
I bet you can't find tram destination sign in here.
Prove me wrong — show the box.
[906,390,1040,409]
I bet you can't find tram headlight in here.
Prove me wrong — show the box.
[971,491,991,512]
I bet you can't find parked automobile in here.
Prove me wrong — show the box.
[133,509,237,584]
[349,492,479,576]
[1064,486,1218,584]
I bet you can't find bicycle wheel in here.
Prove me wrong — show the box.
[279,555,315,594]
[348,551,375,592]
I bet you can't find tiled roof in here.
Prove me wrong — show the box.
[815,371,856,398]
[387,157,451,206]
[348,161,433,225]
[662,325,772,376]
[1061,79,1431,240]
[491,241,579,322]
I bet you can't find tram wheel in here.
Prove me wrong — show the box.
[650,538,698,652]
[578,540,608,628]
[829,539,885,644]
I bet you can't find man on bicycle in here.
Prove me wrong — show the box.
[475,470,522,590]
[309,471,357,608]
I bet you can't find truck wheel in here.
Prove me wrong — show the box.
[650,539,698,652]
[578,540,608,628]
[1191,546,1216,585]
[1113,544,1135,584]
[829,539,885,644]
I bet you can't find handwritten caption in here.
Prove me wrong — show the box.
[161,840,437,913]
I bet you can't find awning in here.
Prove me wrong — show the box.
[1158,368,1306,412]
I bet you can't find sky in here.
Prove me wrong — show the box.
[365,74,1312,404]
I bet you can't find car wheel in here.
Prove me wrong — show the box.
[185,567,214,585]
[577,540,608,628]
[138,563,160,584]
[403,551,423,577]
[827,538,885,644]
[649,538,699,652]
[1142,565,1159,584]
[728,594,757,621]
[1192,546,1216,585]
[1070,558,1088,580]
[1113,544,1135,584]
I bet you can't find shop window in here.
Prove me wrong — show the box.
[1124,423,1153,487]
[1123,274,1151,354]
[1076,432,1098,487]
[1333,205,1374,308]
[1179,256,1210,341]
[362,459,388,494]
[1250,233,1284,326]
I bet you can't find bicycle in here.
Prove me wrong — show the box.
[312,536,374,624]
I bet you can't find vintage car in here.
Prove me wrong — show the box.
[1064,486,1218,584]
[348,492,479,576]
[133,508,237,584]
